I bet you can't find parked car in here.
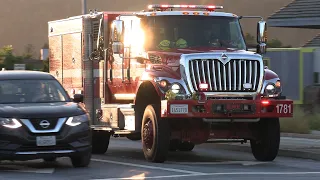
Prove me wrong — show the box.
[0,70,91,167]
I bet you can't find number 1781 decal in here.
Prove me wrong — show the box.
[276,104,292,114]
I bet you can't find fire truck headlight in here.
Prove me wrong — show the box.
[171,83,181,94]
[264,81,281,97]
[265,84,275,95]
[155,78,187,94]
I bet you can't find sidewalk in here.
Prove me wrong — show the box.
[216,131,320,161]
[281,130,320,140]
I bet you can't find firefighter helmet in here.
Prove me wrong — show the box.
[158,40,171,50]
[176,38,188,48]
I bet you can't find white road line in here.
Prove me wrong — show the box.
[91,158,204,174]
[167,161,269,166]
[0,165,55,174]
[92,171,320,180]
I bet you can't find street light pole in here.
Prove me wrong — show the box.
[82,0,87,14]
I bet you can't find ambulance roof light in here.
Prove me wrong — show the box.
[147,4,223,12]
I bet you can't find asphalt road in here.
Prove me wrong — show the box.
[1,137,320,180]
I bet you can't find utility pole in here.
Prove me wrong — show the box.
[82,0,87,14]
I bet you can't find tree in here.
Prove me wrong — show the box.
[0,45,13,56]
[23,44,35,59]
[42,58,49,72]
[244,33,255,43]
[244,33,257,48]
[0,45,24,70]
[244,33,292,48]
[42,43,49,49]
[268,38,292,48]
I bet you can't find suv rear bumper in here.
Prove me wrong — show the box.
[161,99,294,119]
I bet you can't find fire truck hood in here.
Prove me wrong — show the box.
[152,47,257,69]
[159,47,249,54]
[0,102,86,119]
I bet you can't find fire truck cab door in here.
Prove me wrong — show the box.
[111,15,145,101]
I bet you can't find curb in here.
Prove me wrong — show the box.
[215,144,320,161]
[281,132,320,140]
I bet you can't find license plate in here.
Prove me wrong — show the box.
[36,136,56,146]
[170,104,188,114]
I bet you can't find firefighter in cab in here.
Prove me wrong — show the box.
[157,38,188,50]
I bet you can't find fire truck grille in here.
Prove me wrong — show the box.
[188,59,261,92]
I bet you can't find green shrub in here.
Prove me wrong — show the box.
[308,106,320,131]
[280,106,310,134]
[280,105,320,134]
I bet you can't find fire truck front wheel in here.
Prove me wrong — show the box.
[250,118,280,161]
[141,104,170,163]
[92,131,111,154]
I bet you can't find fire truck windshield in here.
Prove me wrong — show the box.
[143,15,247,51]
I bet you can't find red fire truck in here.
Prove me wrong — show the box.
[48,4,293,163]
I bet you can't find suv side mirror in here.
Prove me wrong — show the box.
[257,20,267,54]
[73,94,83,103]
[111,20,124,54]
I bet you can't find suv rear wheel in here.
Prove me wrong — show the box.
[250,118,280,161]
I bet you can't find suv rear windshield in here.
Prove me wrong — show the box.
[0,79,70,104]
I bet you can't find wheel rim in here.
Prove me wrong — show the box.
[143,118,154,150]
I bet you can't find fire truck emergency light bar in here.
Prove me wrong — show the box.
[148,4,224,11]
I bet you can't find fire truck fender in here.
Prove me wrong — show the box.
[134,80,162,132]
[261,69,282,96]
[264,69,279,80]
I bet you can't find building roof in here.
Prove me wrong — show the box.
[303,33,320,47]
[0,71,54,80]
[267,0,320,28]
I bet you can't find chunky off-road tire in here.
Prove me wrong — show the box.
[92,131,111,154]
[70,150,92,168]
[178,141,195,152]
[141,104,170,163]
[250,118,280,161]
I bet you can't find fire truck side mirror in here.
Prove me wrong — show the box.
[111,20,124,42]
[256,20,267,55]
[111,20,124,54]
[257,20,267,44]
[256,43,266,54]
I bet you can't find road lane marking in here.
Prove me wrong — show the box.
[91,158,204,174]
[167,161,269,166]
[0,164,55,174]
[91,171,320,180]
